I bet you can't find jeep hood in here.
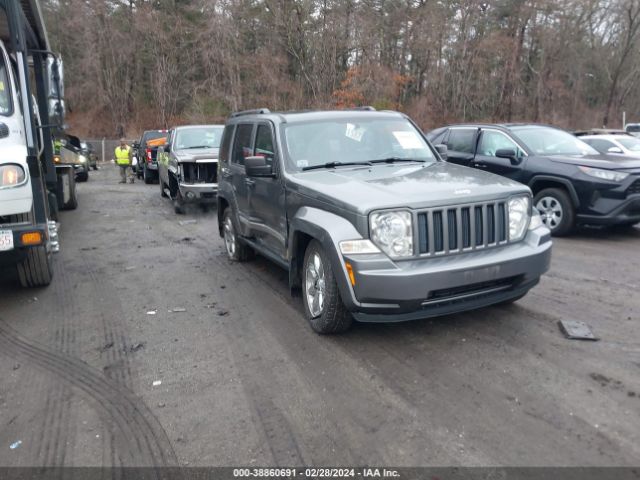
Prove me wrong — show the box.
[174,147,219,162]
[290,162,529,214]
[546,154,640,171]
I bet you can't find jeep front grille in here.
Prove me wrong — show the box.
[417,201,508,256]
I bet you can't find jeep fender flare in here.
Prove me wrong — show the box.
[289,207,363,311]
[528,176,580,207]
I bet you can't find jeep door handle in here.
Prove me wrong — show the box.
[473,162,487,169]
[245,178,255,187]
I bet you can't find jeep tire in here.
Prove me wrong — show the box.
[302,240,353,334]
[222,208,253,261]
[534,188,575,237]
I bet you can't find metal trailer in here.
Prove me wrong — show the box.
[0,0,71,287]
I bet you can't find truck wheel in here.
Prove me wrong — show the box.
[222,208,253,261]
[302,240,353,334]
[160,178,168,198]
[17,245,53,287]
[534,188,574,236]
[143,164,153,184]
[173,191,185,214]
[60,168,78,210]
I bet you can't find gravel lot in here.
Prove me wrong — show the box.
[0,165,638,467]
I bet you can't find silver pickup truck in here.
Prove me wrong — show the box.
[157,125,224,213]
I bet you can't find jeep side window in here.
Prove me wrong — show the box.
[478,130,524,157]
[447,129,476,154]
[254,124,275,166]
[219,125,235,164]
[231,124,254,166]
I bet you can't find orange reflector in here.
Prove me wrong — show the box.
[21,232,43,246]
[345,261,356,286]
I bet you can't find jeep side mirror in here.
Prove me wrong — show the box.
[245,156,274,177]
[607,146,623,154]
[434,144,448,160]
[165,143,171,152]
[495,148,521,165]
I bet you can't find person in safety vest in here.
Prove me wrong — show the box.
[114,138,133,184]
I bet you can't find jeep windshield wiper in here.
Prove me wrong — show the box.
[302,161,373,171]
[369,157,427,164]
[184,145,211,149]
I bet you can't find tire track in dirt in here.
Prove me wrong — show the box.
[0,319,178,470]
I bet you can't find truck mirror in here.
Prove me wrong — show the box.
[434,144,448,160]
[495,148,521,165]
[245,156,274,177]
[47,57,65,126]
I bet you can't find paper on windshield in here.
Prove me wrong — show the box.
[393,131,423,149]
[345,123,365,142]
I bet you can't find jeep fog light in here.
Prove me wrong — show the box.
[508,195,530,241]
[0,164,25,187]
[370,210,413,258]
[339,239,380,255]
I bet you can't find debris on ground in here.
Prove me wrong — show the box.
[152,380,162,386]
[12,364,20,371]
[204,303,217,309]
[158,402,166,408]
[100,341,114,352]
[179,219,197,226]
[169,307,186,313]
[217,309,229,316]
[558,320,599,341]
[129,342,145,353]
[9,440,22,450]
[146,310,157,315]
[124,266,135,271]
[181,237,194,243]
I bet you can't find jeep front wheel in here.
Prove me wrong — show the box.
[302,240,353,334]
[222,208,253,261]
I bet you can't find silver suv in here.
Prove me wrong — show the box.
[217,109,552,333]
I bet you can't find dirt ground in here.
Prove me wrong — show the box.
[0,165,638,467]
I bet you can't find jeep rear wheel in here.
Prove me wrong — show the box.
[534,188,575,236]
[222,208,253,261]
[302,240,352,334]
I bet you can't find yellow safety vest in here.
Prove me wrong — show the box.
[115,145,131,165]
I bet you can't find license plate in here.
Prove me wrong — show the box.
[0,230,14,251]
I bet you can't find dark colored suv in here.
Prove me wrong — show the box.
[217,109,552,333]
[427,124,640,235]
[135,130,167,183]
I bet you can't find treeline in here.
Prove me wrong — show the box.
[43,0,640,137]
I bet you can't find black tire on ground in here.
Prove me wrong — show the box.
[160,177,168,198]
[302,240,353,334]
[173,190,185,214]
[143,164,153,184]
[76,171,88,182]
[92,165,98,171]
[533,188,575,237]
[63,169,78,210]
[17,245,53,288]
[222,208,253,261]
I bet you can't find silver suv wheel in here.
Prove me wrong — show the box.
[305,252,326,318]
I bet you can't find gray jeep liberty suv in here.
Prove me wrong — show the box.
[217,108,552,333]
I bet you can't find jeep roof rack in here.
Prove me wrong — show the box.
[230,108,271,118]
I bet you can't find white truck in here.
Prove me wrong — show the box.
[0,0,74,287]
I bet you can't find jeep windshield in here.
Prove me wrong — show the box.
[174,126,224,150]
[283,118,437,172]
[511,126,599,156]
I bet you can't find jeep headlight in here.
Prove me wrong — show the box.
[370,210,413,258]
[78,155,87,163]
[0,164,26,187]
[508,195,530,241]
[578,166,628,182]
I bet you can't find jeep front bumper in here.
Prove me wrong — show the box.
[178,183,217,203]
[339,227,552,322]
